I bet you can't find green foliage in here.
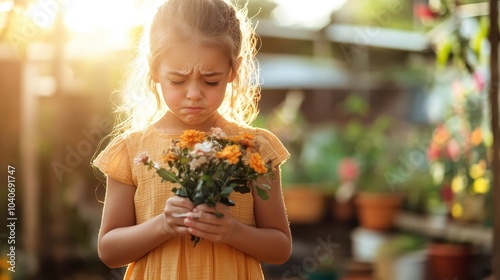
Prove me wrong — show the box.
[336,95,405,193]
[277,93,407,194]
[430,0,490,74]
[354,0,414,30]
[377,234,427,258]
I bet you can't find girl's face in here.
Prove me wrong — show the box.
[154,40,234,129]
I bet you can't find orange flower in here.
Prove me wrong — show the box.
[470,127,483,146]
[239,133,255,148]
[179,130,206,148]
[162,151,177,163]
[217,145,242,164]
[433,124,450,145]
[249,153,268,174]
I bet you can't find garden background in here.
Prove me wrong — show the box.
[0,0,499,279]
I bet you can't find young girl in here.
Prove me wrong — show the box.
[92,0,292,279]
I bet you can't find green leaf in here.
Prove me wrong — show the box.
[193,191,205,205]
[174,188,187,198]
[202,175,214,186]
[260,183,271,191]
[196,180,204,192]
[157,168,178,183]
[220,185,235,197]
[256,185,269,200]
[436,39,452,68]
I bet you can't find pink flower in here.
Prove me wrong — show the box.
[134,151,150,165]
[338,158,360,182]
[210,127,227,139]
[414,4,440,21]
[189,156,208,170]
[473,71,485,92]
[190,141,214,156]
[444,139,461,161]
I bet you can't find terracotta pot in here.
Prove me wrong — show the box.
[332,198,356,223]
[283,186,326,224]
[355,192,404,231]
[427,242,472,280]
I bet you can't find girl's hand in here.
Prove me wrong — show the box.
[184,203,234,243]
[163,196,195,237]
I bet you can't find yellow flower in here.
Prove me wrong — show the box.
[451,175,465,193]
[249,153,268,174]
[469,160,486,179]
[217,145,242,165]
[473,177,490,194]
[451,202,463,218]
[179,130,206,148]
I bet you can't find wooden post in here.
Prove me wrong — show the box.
[488,0,500,276]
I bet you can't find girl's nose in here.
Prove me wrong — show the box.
[186,83,203,101]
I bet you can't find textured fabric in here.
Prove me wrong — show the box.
[93,118,289,280]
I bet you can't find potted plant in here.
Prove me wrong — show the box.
[279,125,344,224]
[260,91,331,224]
[374,234,427,280]
[333,95,407,231]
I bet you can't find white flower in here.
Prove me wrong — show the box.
[189,156,208,170]
[191,141,214,156]
[134,151,150,165]
[153,162,160,169]
[210,127,227,139]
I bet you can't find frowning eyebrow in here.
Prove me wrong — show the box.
[165,70,190,76]
[201,72,224,77]
[165,70,224,77]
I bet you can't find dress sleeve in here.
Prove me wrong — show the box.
[93,136,135,186]
[254,128,290,168]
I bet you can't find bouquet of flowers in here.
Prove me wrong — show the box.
[135,127,274,245]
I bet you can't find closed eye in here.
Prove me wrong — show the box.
[169,80,185,86]
[204,81,220,87]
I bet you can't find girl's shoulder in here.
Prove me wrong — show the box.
[221,121,289,166]
[219,120,282,144]
[125,124,179,142]
[101,125,177,156]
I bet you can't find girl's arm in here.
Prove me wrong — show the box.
[228,167,292,263]
[98,177,194,268]
[185,167,292,264]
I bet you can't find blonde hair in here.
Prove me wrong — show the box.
[111,0,260,137]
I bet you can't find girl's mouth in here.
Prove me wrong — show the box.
[183,107,204,113]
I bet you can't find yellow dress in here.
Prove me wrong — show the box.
[93,118,289,280]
